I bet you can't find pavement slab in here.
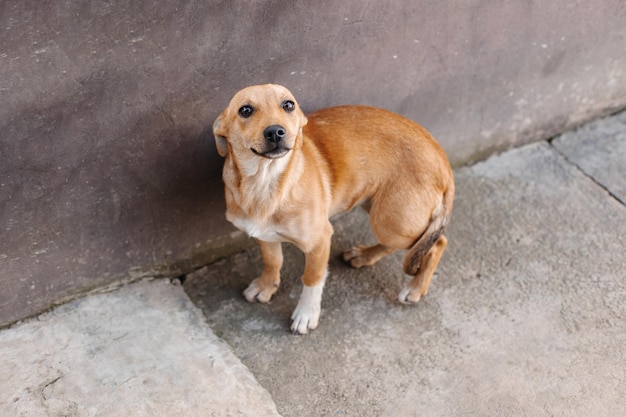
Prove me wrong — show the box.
[552,110,626,205]
[184,141,626,417]
[0,279,280,417]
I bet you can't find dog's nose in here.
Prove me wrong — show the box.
[263,125,287,143]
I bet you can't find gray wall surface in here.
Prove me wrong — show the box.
[1,1,625,326]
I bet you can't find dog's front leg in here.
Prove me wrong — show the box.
[243,240,283,303]
[291,224,332,334]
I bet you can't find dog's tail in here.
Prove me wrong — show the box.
[402,183,454,275]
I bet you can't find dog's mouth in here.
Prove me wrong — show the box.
[251,146,291,159]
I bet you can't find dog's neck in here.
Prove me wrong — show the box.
[224,149,303,221]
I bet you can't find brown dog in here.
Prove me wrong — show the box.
[213,84,454,334]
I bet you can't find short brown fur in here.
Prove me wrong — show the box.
[214,84,454,334]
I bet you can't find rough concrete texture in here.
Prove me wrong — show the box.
[0,279,280,417]
[184,138,625,416]
[552,111,626,205]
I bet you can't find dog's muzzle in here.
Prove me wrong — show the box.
[251,125,291,159]
[264,125,287,143]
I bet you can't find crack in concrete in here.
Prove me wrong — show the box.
[40,374,63,401]
[547,139,626,207]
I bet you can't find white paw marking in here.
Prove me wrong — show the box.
[398,286,421,304]
[291,275,326,334]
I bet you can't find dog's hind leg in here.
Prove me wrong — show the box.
[243,240,283,303]
[398,234,447,303]
[342,244,396,268]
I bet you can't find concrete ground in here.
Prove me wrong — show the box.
[0,279,280,417]
[1,111,624,416]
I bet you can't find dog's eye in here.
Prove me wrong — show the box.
[282,100,295,113]
[238,105,253,118]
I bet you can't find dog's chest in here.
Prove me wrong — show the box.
[228,214,284,242]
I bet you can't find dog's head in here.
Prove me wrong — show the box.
[213,84,308,160]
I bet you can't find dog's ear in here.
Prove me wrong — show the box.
[212,112,229,157]
[294,104,308,150]
[297,106,308,128]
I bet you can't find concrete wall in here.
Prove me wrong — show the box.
[1,0,625,326]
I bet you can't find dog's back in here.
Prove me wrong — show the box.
[303,105,454,222]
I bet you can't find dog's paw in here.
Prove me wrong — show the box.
[290,304,320,335]
[398,286,423,304]
[290,280,325,334]
[342,245,369,268]
[243,278,278,303]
